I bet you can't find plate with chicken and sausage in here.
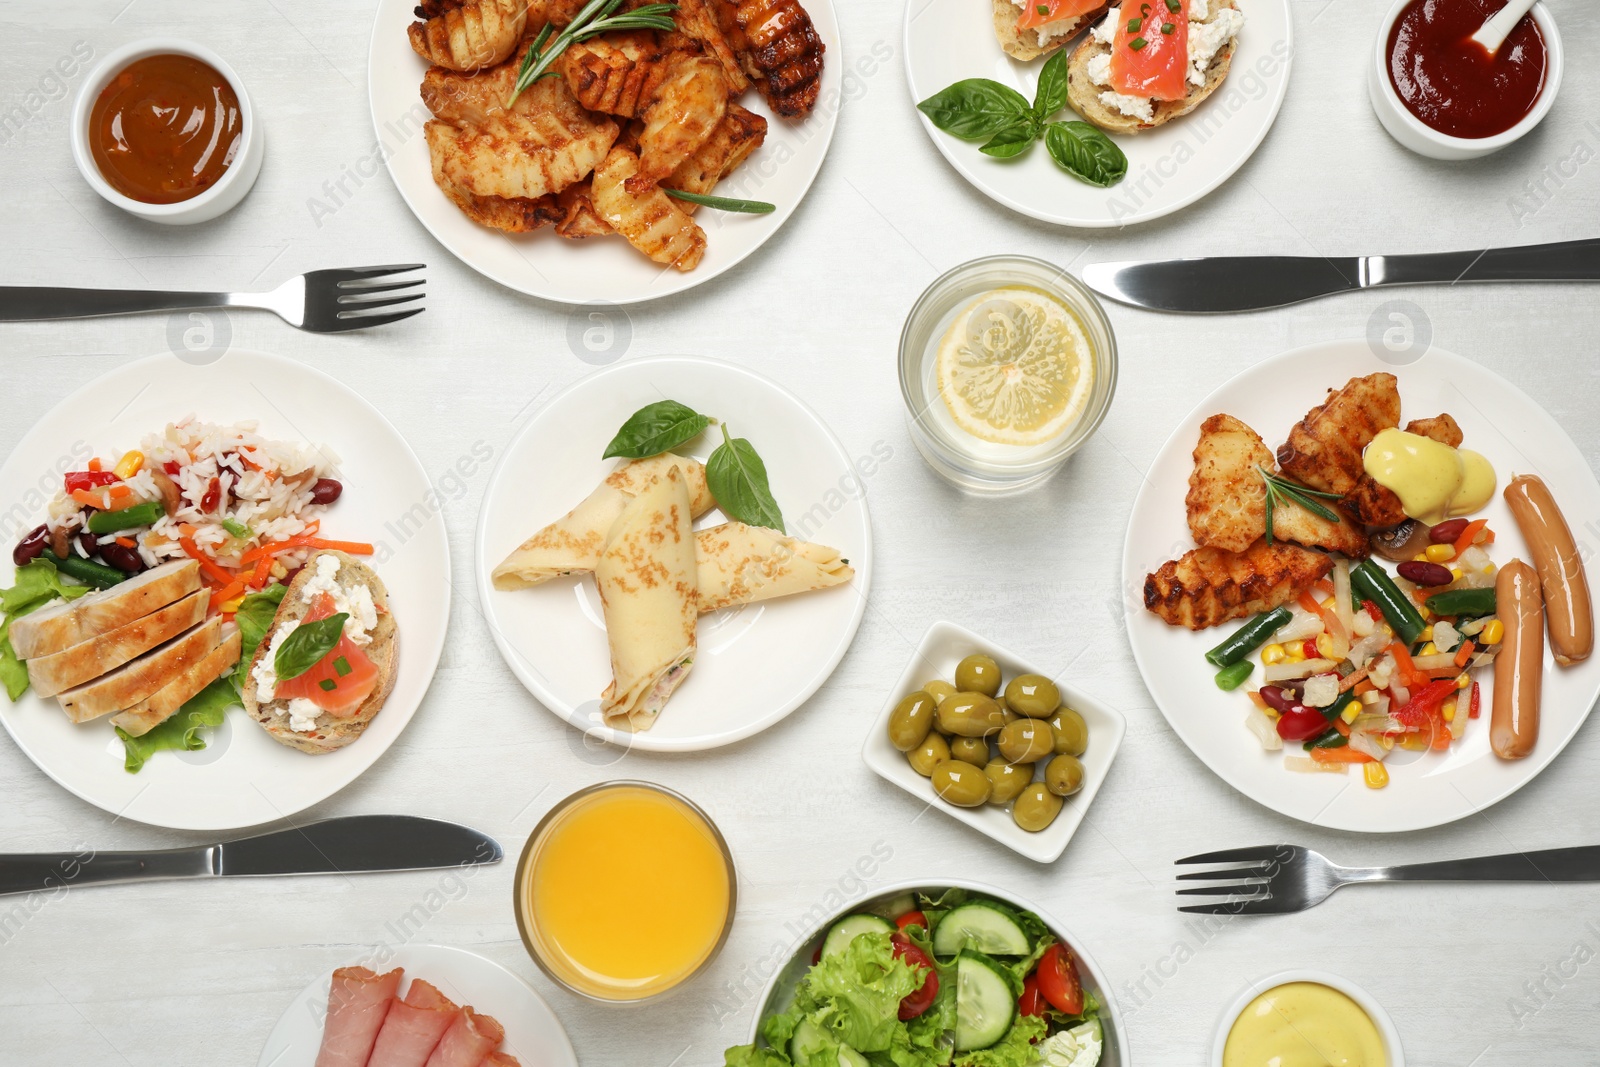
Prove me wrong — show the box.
[1122,340,1600,832]
[367,0,840,304]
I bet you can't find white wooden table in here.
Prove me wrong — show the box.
[3,2,1598,1065]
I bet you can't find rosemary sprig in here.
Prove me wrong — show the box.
[1258,466,1343,544]
[506,0,679,107]
[664,189,776,213]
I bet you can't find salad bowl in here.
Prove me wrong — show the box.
[734,878,1128,1067]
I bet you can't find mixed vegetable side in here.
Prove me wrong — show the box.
[724,892,1102,1067]
[1207,516,1502,787]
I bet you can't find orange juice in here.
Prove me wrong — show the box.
[515,783,735,1001]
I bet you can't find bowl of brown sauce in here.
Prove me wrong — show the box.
[72,40,263,223]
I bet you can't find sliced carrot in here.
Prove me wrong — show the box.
[1312,579,1336,599]
[1246,690,1269,710]
[1390,641,1423,687]
[178,536,237,585]
[1451,519,1489,560]
[238,536,374,565]
[210,578,248,613]
[1332,718,1351,738]
[1353,679,1376,696]
[1453,640,1476,669]
[1311,747,1373,764]
[70,489,110,509]
[249,556,273,590]
[107,484,132,500]
[88,457,103,472]
[115,537,137,549]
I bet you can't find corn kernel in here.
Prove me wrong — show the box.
[1320,598,1334,610]
[1364,762,1390,789]
[1419,607,1433,621]
[1421,642,1439,656]
[1316,632,1337,658]
[1287,647,1306,663]
[1341,703,1361,724]
[113,450,144,479]
[220,596,245,613]
[1442,701,1456,722]
[1420,625,1434,641]
[1425,544,1455,563]
[1400,734,1429,751]
[1413,553,1428,562]
[1378,734,1395,750]
[1482,565,1495,575]
[1261,643,1286,665]
[1481,619,1505,645]
[1455,673,1471,689]
[1450,568,1463,581]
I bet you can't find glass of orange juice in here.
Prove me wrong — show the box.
[514,781,737,1002]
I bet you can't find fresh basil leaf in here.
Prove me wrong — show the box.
[917,79,1033,141]
[274,613,348,682]
[602,400,712,460]
[232,583,288,696]
[979,123,1039,158]
[116,677,237,774]
[1044,120,1129,188]
[706,426,784,533]
[1032,50,1069,119]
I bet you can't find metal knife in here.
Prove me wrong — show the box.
[0,815,502,897]
[1082,237,1600,313]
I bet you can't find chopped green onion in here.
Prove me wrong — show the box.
[1129,37,1148,49]
[1161,21,1175,32]
[334,656,352,677]
[1126,16,1143,31]
[222,518,252,539]
[1037,3,1049,12]
[1166,0,1181,10]
[318,678,337,692]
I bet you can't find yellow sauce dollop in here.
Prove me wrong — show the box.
[1223,981,1387,1067]
[1363,428,1496,525]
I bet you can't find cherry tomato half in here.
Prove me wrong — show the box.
[890,933,939,1020]
[1018,973,1046,1018]
[1035,943,1083,1016]
[895,910,928,932]
[1275,705,1331,743]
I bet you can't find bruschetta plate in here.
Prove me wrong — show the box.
[258,944,577,1067]
[0,351,450,831]
[476,355,872,752]
[904,0,1292,226]
[1121,341,1600,832]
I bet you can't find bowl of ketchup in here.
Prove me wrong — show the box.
[1369,0,1562,161]
[71,39,264,223]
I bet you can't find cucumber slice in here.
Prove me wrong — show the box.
[837,1047,870,1067]
[881,892,917,919]
[954,952,1016,1052]
[820,913,895,959]
[931,901,1030,957]
[790,1019,831,1064]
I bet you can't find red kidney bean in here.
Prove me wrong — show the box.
[98,543,146,573]
[1398,561,1455,587]
[1276,705,1331,742]
[309,478,343,505]
[1259,686,1300,714]
[77,532,99,556]
[13,525,48,567]
[1429,518,1470,544]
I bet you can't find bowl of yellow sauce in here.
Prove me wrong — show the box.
[1213,970,1402,1067]
[514,781,736,1002]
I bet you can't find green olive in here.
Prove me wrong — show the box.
[1005,674,1061,718]
[984,759,1032,805]
[923,680,957,707]
[1048,707,1089,756]
[907,733,950,777]
[954,654,1002,697]
[949,736,991,765]
[888,691,938,752]
[932,760,992,807]
[1045,754,1085,797]
[936,692,1006,738]
[997,718,1055,764]
[1012,783,1064,832]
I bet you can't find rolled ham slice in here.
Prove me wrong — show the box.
[491,455,712,590]
[482,1053,522,1066]
[596,468,698,732]
[423,1008,506,1067]
[367,979,461,1067]
[694,523,854,614]
[315,966,403,1067]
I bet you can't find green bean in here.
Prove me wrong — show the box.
[1424,588,1497,619]
[42,551,124,589]
[1305,729,1348,751]
[86,501,164,535]
[1317,691,1359,724]
[1351,561,1426,644]
[1205,606,1292,668]
[1214,661,1255,690]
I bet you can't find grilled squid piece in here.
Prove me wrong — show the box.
[629,57,729,193]
[408,0,529,72]
[591,147,707,271]
[718,0,826,117]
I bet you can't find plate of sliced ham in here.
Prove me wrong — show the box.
[258,944,577,1067]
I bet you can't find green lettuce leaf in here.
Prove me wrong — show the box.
[1,557,93,616]
[0,619,27,701]
[115,677,238,773]
[231,582,287,696]
[724,1047,794,1067]
[954,1015,1047,1067]
[803,933,925,1052]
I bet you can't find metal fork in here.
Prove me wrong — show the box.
[1175,843,1600,915]
[0,264,425,332]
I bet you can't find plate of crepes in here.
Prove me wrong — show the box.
[258,944,577,1067]
[1123,340,1600,832]
[368,0,839,304]
[0,350,449,831]
[477,355,871,750]
[903,0,1291,226]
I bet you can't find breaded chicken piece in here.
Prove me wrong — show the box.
[663,103,766,209]
[1277,373,1405,528]
[1144,539,1334,631]
[590,146,707,270]
[1187,414,1368,557]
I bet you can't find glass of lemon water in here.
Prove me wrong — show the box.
[899,255,1118,494]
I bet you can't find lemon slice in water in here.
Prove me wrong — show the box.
[936,289,1094,447]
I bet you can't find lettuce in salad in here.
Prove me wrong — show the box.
[0,558,95,700]
[115,677,236,773]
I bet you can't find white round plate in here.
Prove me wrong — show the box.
[0,350,450,831]
[367,0,843,305]
[476,355,872,751]
[258,943,577,1067]
[904,0,1293,227]
[1122,341,1600,832]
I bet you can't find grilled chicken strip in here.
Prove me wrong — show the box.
[1144,539,1334,630]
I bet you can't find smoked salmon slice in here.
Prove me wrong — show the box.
[1109,0,1190,100]
[315,966,403,1067]
[274,593,379,717]
[1016,0,1105,31]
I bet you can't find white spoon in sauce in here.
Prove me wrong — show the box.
[1470,0,1538,57]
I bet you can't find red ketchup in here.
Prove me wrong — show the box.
[1388,0,1547,139]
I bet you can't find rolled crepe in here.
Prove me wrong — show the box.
[491,454,712,590]
[596,468,697,731]
[695,523,854,613]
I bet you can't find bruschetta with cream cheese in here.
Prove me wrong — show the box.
[995,0,1111,61]
[1067,0,1244,132]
